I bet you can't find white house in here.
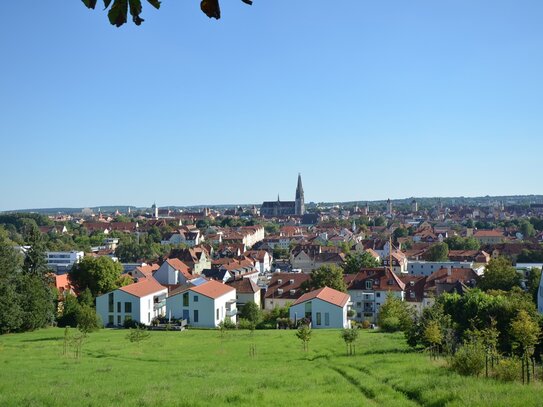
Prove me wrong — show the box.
[289,286,352,329]
[166,280,237,328]
[227,278,261,309]
[96,278,168,327]
[153,258,193,285]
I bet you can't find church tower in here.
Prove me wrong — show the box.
[295,173,305,216]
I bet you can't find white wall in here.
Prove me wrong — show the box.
[289,298,349,329]
[96,288,167,327]
[166,290,237,328]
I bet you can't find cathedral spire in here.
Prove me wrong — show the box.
[295,173,305,216]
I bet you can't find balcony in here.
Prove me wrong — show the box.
[226,309,237,317]
[154,299,166,310]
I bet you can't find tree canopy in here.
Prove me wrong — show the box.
[81,0,253,27]
[302,265,347,293]
[478,257,521,292]
[424,242,449,262]
[70,256,126,298]
[342,251,380,274]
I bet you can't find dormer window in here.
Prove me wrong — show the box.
[365,280,372,290]
[388,279,394,285]
[289,279,294,284]
[290,289,296,295]
[277,289,283,295]
[278,279,282,284]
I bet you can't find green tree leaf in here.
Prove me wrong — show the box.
[146,0,161,9]
[129,0,144,25]
[108,0,128,27]
[82,0,98,9]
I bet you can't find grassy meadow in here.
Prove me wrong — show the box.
[0,328,541,406]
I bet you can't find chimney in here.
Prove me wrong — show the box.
[447,266,452,276]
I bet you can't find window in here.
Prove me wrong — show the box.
[117,302,121,313]
[316,312,321,326]
[194,310,199,323]
[117,315,121,325]
[183,292,189,307]
[108,293,114,313]
[304,301,312,318]
[356,302,362,307]
[216,308,219,320]
[325,312,330,326]
[108,315,114,325]
[365,280,372,289]
[193,295,199,302]
[376,293,381,298]
[124,302,132,313]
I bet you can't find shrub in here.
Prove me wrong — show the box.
[126,326,150,343]
[448,341,485,377]
[361,320,371,329]
[76,305,101,334]
[494,358,520,382]
[380,317,401,333]
[238,318,256,330]
[123,318,144,329]
[218,317,236,330]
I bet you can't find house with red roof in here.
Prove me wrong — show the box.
[289,286,352,329]
[166,280,237,328]
[153,258,194,285]
[346,267,405,323]
[264,272,310,310]
[96,278,168,327]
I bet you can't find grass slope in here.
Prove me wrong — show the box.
[0,328,541,406]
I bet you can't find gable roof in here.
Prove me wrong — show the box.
[227,278,260,294]
[265,273,310,299]
[119,278,166,298]
[293,286,350,308]
[190,280,235,299]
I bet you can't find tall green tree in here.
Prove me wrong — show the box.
[377,293,414,332]
[510,309,540,384]
[240,301,262,325]
[303,265,347,293]
[70,256,125,297]
[424,242,449,261]
[342,251,380,274]
[478,257,521,292]
[444,236,480,251]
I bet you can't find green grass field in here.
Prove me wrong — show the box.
[0,328,541,406]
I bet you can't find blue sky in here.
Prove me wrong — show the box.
[0,1,542,210]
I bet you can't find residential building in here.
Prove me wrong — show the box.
[96,278,167,327]
[227,278,261,309]
[406,260,474,276]
[153,258,194,285]
[264,272,309,310]
[289,287,351,329]
[166,280,237,328]
[347,268,405,323]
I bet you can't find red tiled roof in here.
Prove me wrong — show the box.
[293,286,350,307]
[265,273,309,299]
[190,280,235,299]
[227,278,260,294]
[474,229,504,237]
[135,264,160,278]
[119,278,166,298]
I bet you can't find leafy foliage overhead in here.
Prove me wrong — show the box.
[82,0,253,27]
